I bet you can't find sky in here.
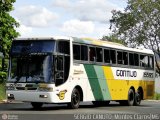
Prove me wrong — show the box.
[11,0,127,39]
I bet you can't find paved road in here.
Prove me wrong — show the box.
[0,101,160,120]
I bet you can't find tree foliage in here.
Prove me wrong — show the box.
[110,0,160,73]
[0,0,19,80]
[0,0,19,57]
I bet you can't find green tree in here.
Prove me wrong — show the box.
[0,0,19,80]
[110,0,160,73]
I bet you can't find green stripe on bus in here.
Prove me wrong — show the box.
[84,64,104,101]
[94,66,111,100]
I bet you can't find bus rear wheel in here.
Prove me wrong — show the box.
[134,90,141,106]
[68,88,80,109]
[31,102,43,109]
[120,89,134,106]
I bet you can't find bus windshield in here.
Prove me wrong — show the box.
[11,40,55,55]
[8,40,55,83]
[9,55,53,83]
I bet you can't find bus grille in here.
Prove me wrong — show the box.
[16,87,37,90]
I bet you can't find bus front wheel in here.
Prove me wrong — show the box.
[31,102,43,109]
[68,88,80,109]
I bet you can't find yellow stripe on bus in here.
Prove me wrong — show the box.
[102,66,154,100]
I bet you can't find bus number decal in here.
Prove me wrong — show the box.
[57,90,67,100]
[143,72,154,78]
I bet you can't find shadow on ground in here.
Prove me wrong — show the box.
[0,101,152,111]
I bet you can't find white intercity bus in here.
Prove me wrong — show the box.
[6,36,155,109]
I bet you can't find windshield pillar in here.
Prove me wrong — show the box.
[43,55,53,83]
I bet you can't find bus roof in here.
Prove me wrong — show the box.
[72,37,154,55]
[15,36,70,41]
[14,36,154,55]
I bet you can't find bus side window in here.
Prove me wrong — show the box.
[81,45,88,61]
[96,47,103,62]
[117,51,123,64]
[89,47,96,62]
[149,56,154,69]
[129,53,134,66]
[110,50,116,64]
[134,53,139,66]
[73,44,80,60]
[58,41,70,54]
[140,55,148,67]
[104,49,110,63]
[123,52,128,65]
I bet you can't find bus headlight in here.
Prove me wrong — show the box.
[7,94,15,100]
[38,87,53,92]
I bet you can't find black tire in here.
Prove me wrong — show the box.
[127,89,135,106]
[31,102,43,109]
[92,101,110,106]
[134,91,141,106]
[68,88,80,109]
[119,89,134,106]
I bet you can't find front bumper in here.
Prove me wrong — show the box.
[6,91,60,103]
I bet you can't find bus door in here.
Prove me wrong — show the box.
[55,40,70,86]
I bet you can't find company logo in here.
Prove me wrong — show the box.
[57,90,67,100]
[116,70,137,77]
